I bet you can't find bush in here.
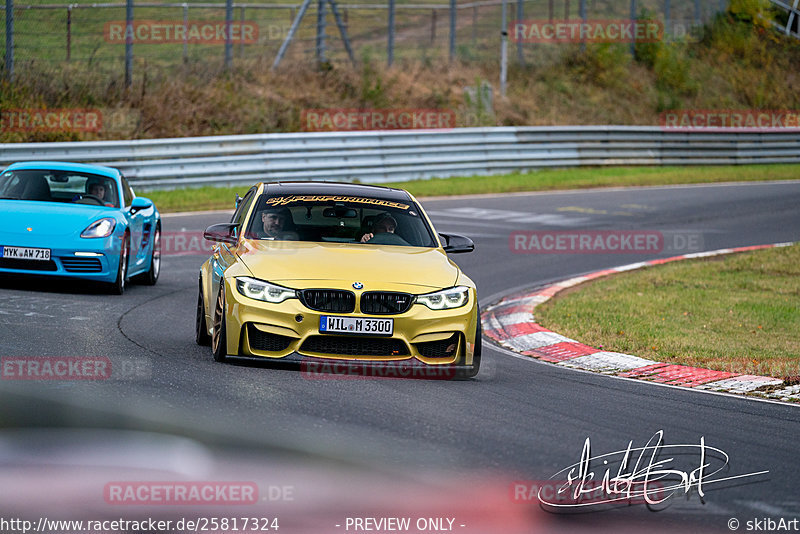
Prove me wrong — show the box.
[634,8,662,69]
[654,43,696,95]
[728,0,774,30]
[566,43,630,88]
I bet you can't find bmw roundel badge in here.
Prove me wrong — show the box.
[352,282,364,290]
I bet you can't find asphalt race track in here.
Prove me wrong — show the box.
[1,181,799,534]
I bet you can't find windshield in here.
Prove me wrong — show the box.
[244,194,437,248]
[0,169,120,208]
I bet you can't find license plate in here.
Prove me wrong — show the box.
[320,316,394,336]
[0,246,51,261]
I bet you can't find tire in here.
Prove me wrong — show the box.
[211,283,228,362]
[458,309,482,379]
[195,280,211,346]
[140,224,161,286]
[109,234,129,295]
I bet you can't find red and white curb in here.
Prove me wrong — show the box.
[483,242,800,403]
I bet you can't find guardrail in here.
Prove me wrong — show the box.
[1,127,798,190]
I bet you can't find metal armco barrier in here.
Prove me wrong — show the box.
[1,127,798,190]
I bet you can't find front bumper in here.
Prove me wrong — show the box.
[222,352,472,380]
[222,279,479,367]
[0,237,120,283]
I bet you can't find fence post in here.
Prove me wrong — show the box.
[664,0,670,38]
[500,0,507,96]
[516,0,524,65]
[239,5,245,58]
[327,0,354,65]
[548,0,553,21]
[630,0,636,56]
[580,0,586,52]
[125,0,133,88]
[182,3,188,63]
[316,0,327,63]
[449,0,456,61]
[564,0,569,19]
[694,0,700,26]
[273,0,312,69]
[4,0,12,81]
[472,5,477,44]
[388,0,395,66]
[430,9,436,44]
[224,0,233,68]
[66,5,72,62]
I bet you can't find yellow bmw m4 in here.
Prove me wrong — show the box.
[196,182,481,378]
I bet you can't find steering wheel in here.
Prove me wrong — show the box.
[73,193,105,205]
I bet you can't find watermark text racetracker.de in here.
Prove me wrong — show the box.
[1,109,102,133]
[301,108,456,132]
[301,360,459,380]
[159,231,300,256]
[511,19,663,43]
[104,481,259,505]
[103,481,294,505]
[0,516,280,533]
[104,21,259,44]
[509,230,703,254]
[0,356,151,381]
[660,109,800,131]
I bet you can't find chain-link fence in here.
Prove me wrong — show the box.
[1,0,736,83]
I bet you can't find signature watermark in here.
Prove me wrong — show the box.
[536,430,768,510]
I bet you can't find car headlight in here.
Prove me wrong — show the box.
[235,277,296,303]
[81,218,116,238]
[416,286,470,310]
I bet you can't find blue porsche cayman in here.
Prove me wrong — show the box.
[0,161,161,294]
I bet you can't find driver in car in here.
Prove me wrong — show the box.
[85,178,113,206]
[258,207,298,240]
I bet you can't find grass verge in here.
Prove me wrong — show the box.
[534,244,800,380]
[142,163,800,213]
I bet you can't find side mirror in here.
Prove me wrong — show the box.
[204,223,238,245]
[439,233,474,254]
[130,197,153,213]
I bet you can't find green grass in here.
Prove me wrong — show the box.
[534,244,800,379]
[141,163,800,212]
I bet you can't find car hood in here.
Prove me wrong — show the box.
[236,240,460,291]
[0,200,116,237]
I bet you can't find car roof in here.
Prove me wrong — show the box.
[260,181,413,203]
[4,161,121,180]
